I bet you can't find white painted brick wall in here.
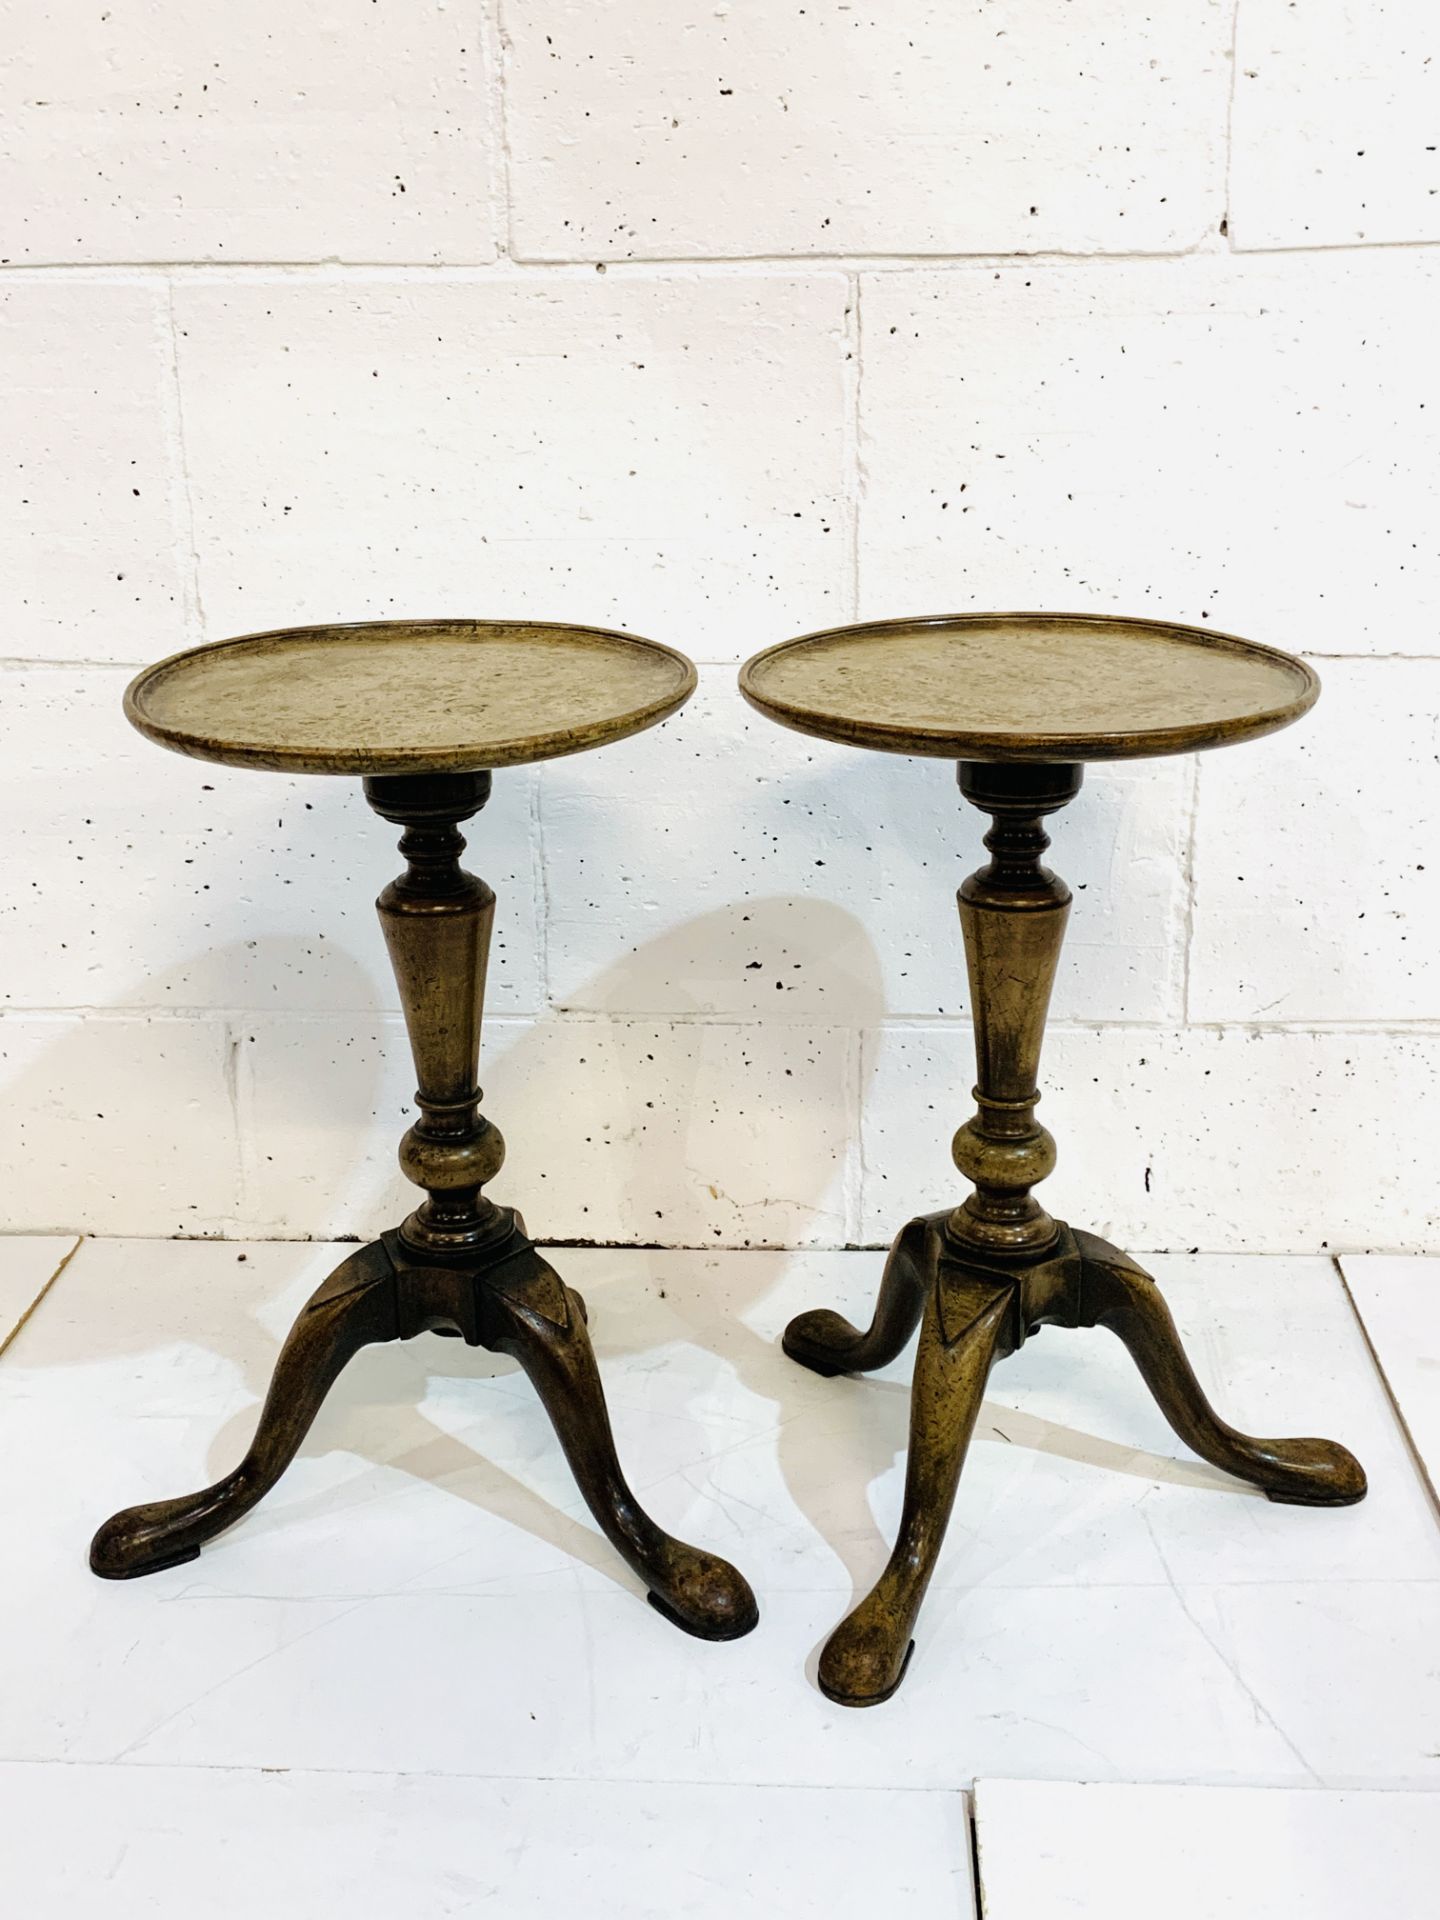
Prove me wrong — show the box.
[506,2,1232,259]
[3,5,1436,1252]
[540,673,1190,1025]
[2,280,187,661]
[0,3,496,264]
[857,254,1440,657]
[236,1012,855,1248]
[169,271,850,654]
[1231,2,1440,249]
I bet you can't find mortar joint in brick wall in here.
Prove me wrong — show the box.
[840,1023,865,1243]
[222,1018,247,1235]
[14,1007,1440,1037]
[1221,0,1243,251]
[0,657,153,673]
[1179,753,1203,1025]
[858,1016,1440,1040]
[161,276,207,646]
[843,270,863,622]
[487,0,516,263]
[12,240,1440,281]
[531,774,554,1008]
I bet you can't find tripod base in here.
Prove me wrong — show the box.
[91,1212,758,1644]
[785,1212,1366,1706]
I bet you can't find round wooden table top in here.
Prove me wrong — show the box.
[124,619,697,775]
[738,612,1318,762]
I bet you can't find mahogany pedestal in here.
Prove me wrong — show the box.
[91,619,758,1643]
[741,612,1365,1703]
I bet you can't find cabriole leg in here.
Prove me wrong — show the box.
[486,1242,758,1640]
[784,1213,935,1378]
[91,1242,398,1577]
[817,1271,1013,1706]
[1076,1233,1366,1507]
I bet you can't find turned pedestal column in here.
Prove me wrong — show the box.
[740,611,1365,1705]
[91,618,757,1644]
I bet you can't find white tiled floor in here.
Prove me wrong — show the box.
[1,1763,971,1918]
[2,1235,1438,1913]
[1341,1255,1440,1508]
[974,1779,1440,1919]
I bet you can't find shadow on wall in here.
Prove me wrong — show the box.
[233,890,889,1252]
[0,878,887,1248]
[0,937,379,1242]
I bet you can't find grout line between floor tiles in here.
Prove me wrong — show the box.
[1332,1255,1440,1523]
[0,1235,85,1360]
[74,1575,1440,1595]
[8,1752,1440,1803]
[967,1787,987,1920]
[0,1751,976,1797]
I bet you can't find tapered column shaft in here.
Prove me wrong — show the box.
[947,761,1083,1259]
[363,771,507,1258]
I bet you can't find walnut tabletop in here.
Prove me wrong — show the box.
[124,618,697,775]
[739,612,1318,762]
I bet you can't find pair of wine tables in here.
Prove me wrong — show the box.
[91,612,1364,1707]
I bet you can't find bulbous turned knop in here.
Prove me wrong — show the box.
[398,1117,506,1194]
[951,1118,1056,1193]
